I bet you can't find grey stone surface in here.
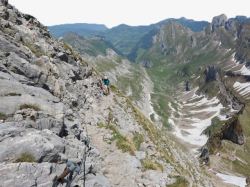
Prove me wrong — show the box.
[212,14,228,31]
[0,2,109,186]
[0,162,64,187]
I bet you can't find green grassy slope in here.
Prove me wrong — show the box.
[63,32,121,56]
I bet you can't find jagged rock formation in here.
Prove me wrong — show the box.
[206,115,245,151]
[204,66,217,82]
[211,14,228,32]
[236,23,250,64]
[185,80,190,91]
[222,116,245,145]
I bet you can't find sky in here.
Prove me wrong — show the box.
[9,0,250,28]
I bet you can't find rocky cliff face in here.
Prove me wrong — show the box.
[0,1,107,186]
[236,23,250,64]
[211,14,228,32]
[222,115,245,145]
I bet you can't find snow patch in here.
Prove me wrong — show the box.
[235,65,250,76]
[216,173,246,187]
[169,118,212,146]
[185,97,219,107]
[148,94,159,121]
[233,81,250,96]
[169,94,224,146]
[189,103,223,114]
[225,48,232,53]
[168,102,176,112]
[217,114,228,121]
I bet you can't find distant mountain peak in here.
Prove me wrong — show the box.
[48,23,108,38]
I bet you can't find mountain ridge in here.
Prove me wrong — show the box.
[49,17,210,56]
[49,23,108,38]
[48,15,250,59]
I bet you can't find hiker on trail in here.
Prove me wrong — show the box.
[53,159,81,186]
[102,76,110,95]
[53,135,91,187]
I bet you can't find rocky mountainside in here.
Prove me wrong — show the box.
[136,14,250,181]
[0,1,222,187]
[60,11,250,186]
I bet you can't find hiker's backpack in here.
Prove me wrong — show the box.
[103,79,110,86]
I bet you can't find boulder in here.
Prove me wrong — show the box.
[35,117,63,134]
[0,129,65,162]
[57,52,68,62]
[0,162,64,187]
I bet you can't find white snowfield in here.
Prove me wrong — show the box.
[228,54,250,76]
[236,65,250,76]
[224,54,250,77]
[168,91,224,147]
[184,96,219,107]
[169,117,215,146]
[216,173,246,187]
[233,81,250,97]
[224,54,238,71]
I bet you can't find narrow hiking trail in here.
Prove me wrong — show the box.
[83,90,216,186]
[85,93,175,186]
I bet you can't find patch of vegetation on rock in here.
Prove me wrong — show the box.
[98,122,136,155]
[141,158,163,171]
[133,132,144,150]
[4,92,22,96]
[15,153,36,163]
[0,112,7,120]
[25,43,44,57]
[19,104,40,111]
